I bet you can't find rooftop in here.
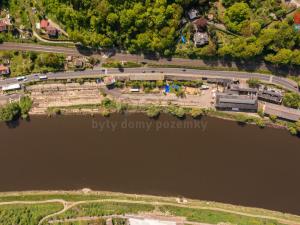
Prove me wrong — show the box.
[216,93,258,111]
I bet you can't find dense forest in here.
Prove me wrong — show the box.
[1,0,300,65]
[41,0,203,55]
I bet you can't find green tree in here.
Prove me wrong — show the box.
[283,93,300,109]
[19,96,33,117]
[0,102,21,122]
[265,49,293,65]
[224,2,251,33]
[247,78,260,88]
[190,108,203,118]
[146,105,161,118]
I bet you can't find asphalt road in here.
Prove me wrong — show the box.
[0,67,298,93]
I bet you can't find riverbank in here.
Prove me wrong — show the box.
[0,78,299,135]
[0,190,300,225]
[0,114,299,214]
[43,99,295,136]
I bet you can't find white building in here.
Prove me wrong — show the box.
[129,218,176,225]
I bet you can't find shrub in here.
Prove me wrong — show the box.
[19,96,33,116]
[269,114,277,122]
[168,106,186,118]
[116,102,127,113]
[288,124,298,135]
[283,92,300,109]
[190,108,203,118]
[257,108,264,118]
[235,114,250,124]
[146,105,160,118]
[101,98,114,109]
[296,120,300,133]
[100,108,110,117]
[255,119,265,128]
[247,78,260,88]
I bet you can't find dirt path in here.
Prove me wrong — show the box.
[0,198,299,225]
[33,31,74,44]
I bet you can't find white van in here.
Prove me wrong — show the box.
[39,75,48,80]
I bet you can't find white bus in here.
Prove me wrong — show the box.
[2,83,21,91]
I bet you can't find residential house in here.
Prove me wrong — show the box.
[0,21,7,32]
[40,19,49,29]
[46,26,58,37]
[194,17,208,32]
[193,32,209,47]
[187,9,200,20]
[0,65,10,75]
[0,15,11,33]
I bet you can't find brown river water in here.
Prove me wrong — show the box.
[0,114,299,214]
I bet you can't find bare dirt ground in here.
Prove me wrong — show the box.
[103,87,215,109]
[27,82,103,114]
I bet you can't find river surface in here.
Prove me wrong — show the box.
[0,114,299,214]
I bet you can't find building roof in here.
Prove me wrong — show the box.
[0,20,7,32]
[258,90,283,104]
[194,18,207,31]
[228,84,258,94]
[0,65,10,75]
[129,218,176,225]
[216,93,258,111]
[264,102,300,122]
[0,65,9,71]
[193,32,209,47]
[103,76,116,85]
[187,9,199,20]
[40,19,49,28]
[46,26,58,36]
[207,78,232,85]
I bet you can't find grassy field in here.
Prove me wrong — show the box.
[159,205,285,225]
[0,203,63,225]
[0,51,65,77]
[0,192,299,225]
[53,202,155,220]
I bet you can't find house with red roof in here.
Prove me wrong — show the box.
[0,20,8,32]
[0,65,10,75]
[40,19,49,29]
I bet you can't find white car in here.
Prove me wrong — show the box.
[200,85,210,90]
[16,76,26,81]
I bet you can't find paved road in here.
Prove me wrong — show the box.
[0,67,298,93]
